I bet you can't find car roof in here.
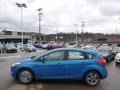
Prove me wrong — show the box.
[47,48,97,55]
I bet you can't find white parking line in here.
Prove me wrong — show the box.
[7,84,43,90]
[0,55,21,59]
[7,84,26,90]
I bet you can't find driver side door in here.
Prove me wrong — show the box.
[34,50,66,79]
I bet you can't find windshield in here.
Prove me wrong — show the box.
[112,47,120,53]
[97,46,110,56]
[97,51,109,56]
[26,44,34,48]
[31,50,47,60]
[6,44,15,48]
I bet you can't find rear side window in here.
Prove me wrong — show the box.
[68,51,95,60]
[68,51,84,60]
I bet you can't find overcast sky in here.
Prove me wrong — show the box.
[0,0,120,34]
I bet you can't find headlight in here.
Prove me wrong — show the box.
[12,63,21,67]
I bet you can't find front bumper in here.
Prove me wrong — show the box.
[7,49,17,53]
[11,66,19,79]
[115,59,120,63]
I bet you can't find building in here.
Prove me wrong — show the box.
[0,30,120,44]
[44,33,120,44]
[45,32,97,43]
[107,34,120,44]
[0,30,32,44]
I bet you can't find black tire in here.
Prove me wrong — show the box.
[115,61,119,65]
[84,71,100,86]
[17,69,34,84]
[6,50,9,53]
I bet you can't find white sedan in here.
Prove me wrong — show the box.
[115,53,120,63]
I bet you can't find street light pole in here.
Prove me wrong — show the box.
[21,6,23,50]
[37,8,43,43]
[16,2,27,50]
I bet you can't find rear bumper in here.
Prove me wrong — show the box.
[101,68,108,79]
[102,72,108,79]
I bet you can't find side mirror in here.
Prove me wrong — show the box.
[34,57,45,63]
[40,57,46,63]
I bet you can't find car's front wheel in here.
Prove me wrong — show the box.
[17,69,34,84]
[84,71,100,86]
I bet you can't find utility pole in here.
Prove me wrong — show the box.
[56,25,58,42]
[37,8,43,43]
[74,24,78,44]
[81,21,85,43]
[115,28,118,38]
[16,2,27,50]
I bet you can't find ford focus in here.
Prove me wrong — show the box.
[11,48,108,86]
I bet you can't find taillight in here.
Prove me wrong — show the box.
[96,58,106,66]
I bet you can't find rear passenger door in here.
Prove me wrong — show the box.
[65,50,94,78]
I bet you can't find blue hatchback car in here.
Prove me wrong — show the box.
[11,48,108,86]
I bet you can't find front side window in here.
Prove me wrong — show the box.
[43,51,64,61]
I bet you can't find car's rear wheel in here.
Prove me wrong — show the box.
[17,69,34,84]
[84,71,100,86]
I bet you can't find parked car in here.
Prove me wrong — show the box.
[52,42,64,49]
[16,43,24,50]
[112,47,120,53]
[108,47,120,62]
[4,44,17,53]
[115,53,120,64]
[97,46,113,62]
[64,43,70,48]
[114,47,120,64]
[42,43,49,49]
[0,43,3,53]
[11,48,107,86]
[65,42,79,48]
[24,44,36,52]
[34,43,42,48]
[81,46,97,51]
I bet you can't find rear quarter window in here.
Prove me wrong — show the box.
[68,50,95,60]
[84,53,95,59]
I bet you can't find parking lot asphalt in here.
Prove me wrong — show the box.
[0,49,120,90]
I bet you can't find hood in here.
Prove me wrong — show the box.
[98,52,108,56]
[18,57,33,63]
[7,47,16,50]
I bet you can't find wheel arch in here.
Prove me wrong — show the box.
[83,69,102,80]
[16,67,35,80]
